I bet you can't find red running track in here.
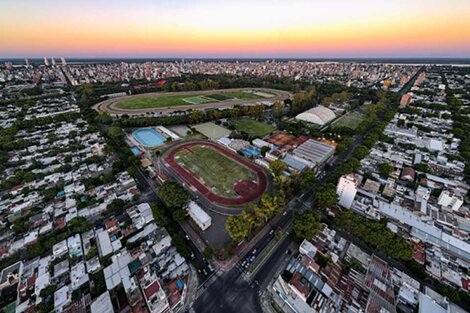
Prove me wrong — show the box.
[164,141,267,206]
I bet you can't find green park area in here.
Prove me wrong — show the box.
[230,118,275,138]
[331,111,365,130]
[174,145,254,198]
[116,90,269,109]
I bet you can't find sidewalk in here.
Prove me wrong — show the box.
[179,220,207,253]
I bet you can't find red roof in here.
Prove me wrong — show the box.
[0,246,9,257]
[462,278,469,291]
[144,281,160,299]
[11,185,23,192]
[289,272,312,299]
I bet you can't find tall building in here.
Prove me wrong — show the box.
[61,57,67,66]
[43,57,49,66]
[51,58,56,66]
[24,58,29,67]
[336,174,359,209]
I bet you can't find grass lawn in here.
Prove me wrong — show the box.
[118,94,201,109]
[331,111,365,130]
[116,90,269,109]
[175,145,254,198]
[223,91,265,100]
[182,96,214,104]
[231,118,275,138]
[206,93,234,101]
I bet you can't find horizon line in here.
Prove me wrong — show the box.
[2,56,470,60]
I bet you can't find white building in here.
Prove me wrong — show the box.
[336,174,359,209]
[438,190,463,212]
[295,106,336,126]
[187,201,212,231]
[96,230,113,257]
[90,291,114,313]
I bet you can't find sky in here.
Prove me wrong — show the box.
[1,0,470,58]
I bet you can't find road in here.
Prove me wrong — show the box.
[125,68,426,313]
[192,231,293,313]
[133,165,214,281]
[94,88,292,116]
[192,67,426,313]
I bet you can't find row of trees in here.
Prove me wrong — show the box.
[114,104,268,129]
[293,211,321,240]
[446,84,470,185]
[334,211,413,261]
[225,193,285,242]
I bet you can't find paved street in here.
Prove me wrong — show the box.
[131,68,426,313]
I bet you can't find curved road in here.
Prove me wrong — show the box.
[94,88,292,116]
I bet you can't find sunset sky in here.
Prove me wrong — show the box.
[1,0,470,58]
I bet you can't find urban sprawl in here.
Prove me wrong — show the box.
[0,59,469,313]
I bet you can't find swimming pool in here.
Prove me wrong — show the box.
[132,128,166,148]
[241,147,261,157]
[130,146,141,155]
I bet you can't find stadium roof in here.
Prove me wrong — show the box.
[295,106,336,125]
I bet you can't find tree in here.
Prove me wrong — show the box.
[414,163,430,173]
[335,211,413,261]
[353,145,369,160]
[269,160,287,177]
[126,166,137,177]
[69,217,91,234]
[378,162,394,178]
[107,126,124,140]
[225,215,249,242]
[173,209,188,221]
[293,211,321,240]
[313,184,337,210]
[151,204,170,227]
[294,169,316,192]
[158,182,189,209]
[260,146,270,157]
[171,233,192,258]
[203,246,214,260]
[106,199,126,215]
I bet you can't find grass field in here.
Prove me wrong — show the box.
[331,111,365,130]
[231,119,275,138]
[117,90,269,109]
[174,145,254,198]
[182,96,214,104]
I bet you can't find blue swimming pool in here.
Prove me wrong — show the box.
[132,128,166,148]
[130,146,141,155]
[241,147,261,157]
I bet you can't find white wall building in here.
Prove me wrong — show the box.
[337,174,359,209]
[187,201,211,231]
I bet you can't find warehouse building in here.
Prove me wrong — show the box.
[187,201,212,231]
[292,139,335,166]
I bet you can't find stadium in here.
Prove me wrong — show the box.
[94,88,291,116]
[161,141,268,207]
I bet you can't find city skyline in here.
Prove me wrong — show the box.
[1,0,470,58]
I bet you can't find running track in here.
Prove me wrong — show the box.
[164,141,267,206]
